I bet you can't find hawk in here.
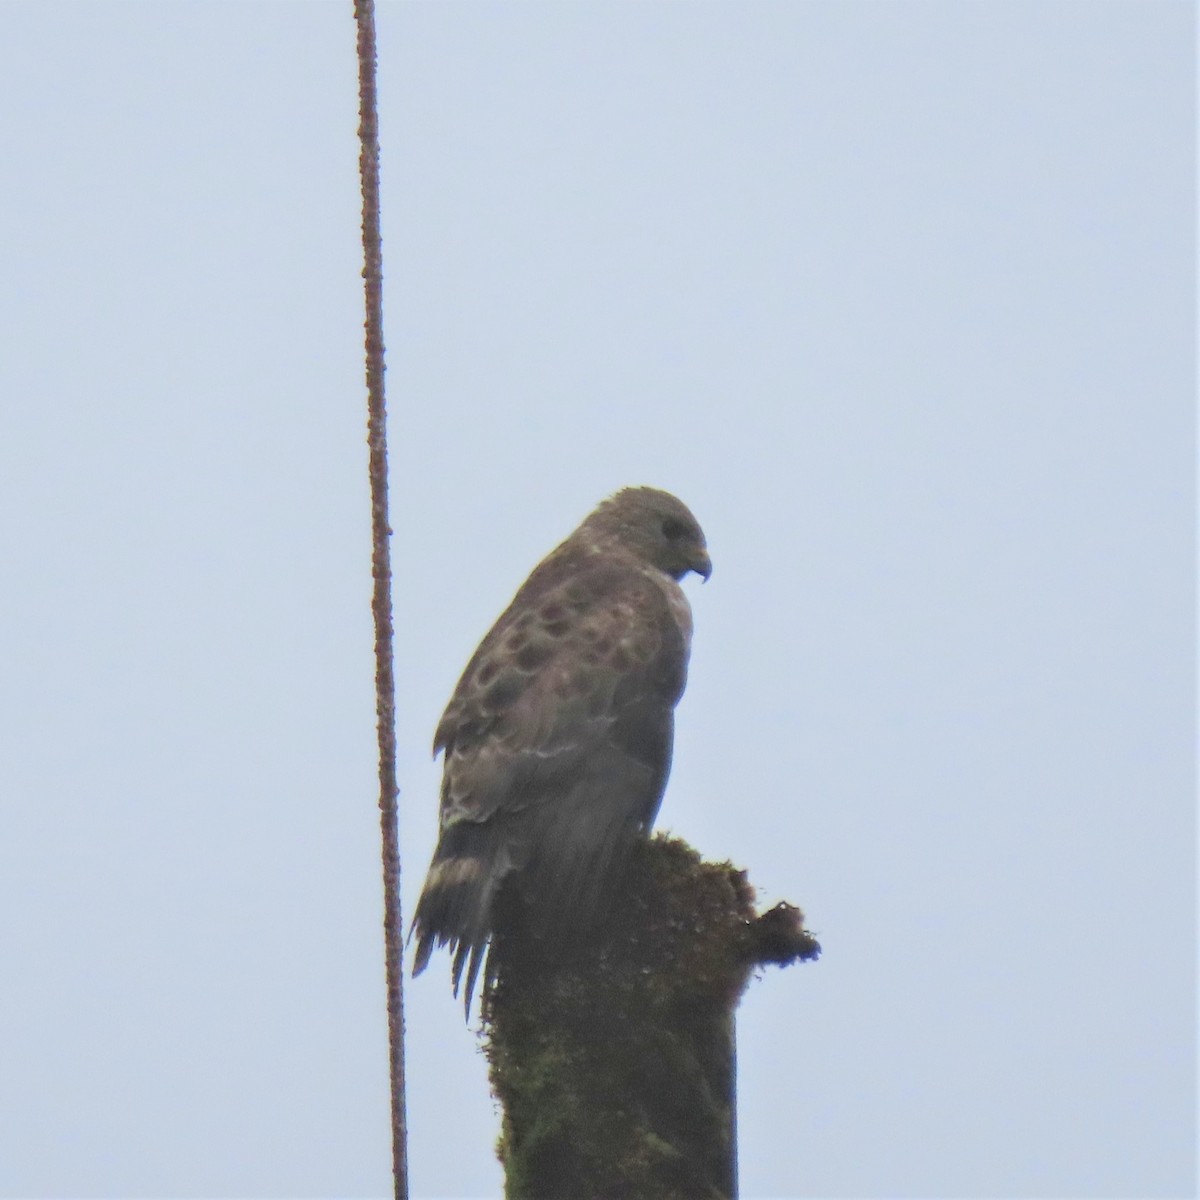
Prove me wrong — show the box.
[411,486,711,1012]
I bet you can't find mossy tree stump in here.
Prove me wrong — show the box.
[483,834,820,1200]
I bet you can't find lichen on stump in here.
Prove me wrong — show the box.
[482,833,820,1200]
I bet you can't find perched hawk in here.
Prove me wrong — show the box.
[411,486,711,1012]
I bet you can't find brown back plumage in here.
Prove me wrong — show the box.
[410,487,711,1014]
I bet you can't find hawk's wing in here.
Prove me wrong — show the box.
[412,546,690,1008]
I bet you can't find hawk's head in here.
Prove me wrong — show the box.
[584,486,711,582]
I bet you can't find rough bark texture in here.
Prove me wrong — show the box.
[483,834,820,1200]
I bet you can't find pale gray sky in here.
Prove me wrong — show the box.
[1,3,1194,1198]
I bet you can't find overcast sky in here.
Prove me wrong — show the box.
[1,3,1194,1198]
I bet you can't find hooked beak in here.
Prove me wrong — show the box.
[692,548,713,582]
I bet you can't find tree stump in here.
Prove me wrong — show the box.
[483,834,820,1200]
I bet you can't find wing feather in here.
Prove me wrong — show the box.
[411,540,692,1013]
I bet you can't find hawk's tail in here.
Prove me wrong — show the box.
[411,768,659,1018]
[409,822,519,1017]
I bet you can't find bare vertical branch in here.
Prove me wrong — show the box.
[354,2,408,1197]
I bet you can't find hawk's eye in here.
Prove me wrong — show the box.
[661,517,690,541]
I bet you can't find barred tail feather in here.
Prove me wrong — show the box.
[411,761,664,1018]
[410,823,519,1016]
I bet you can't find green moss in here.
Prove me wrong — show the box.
[483,834,820,1200]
